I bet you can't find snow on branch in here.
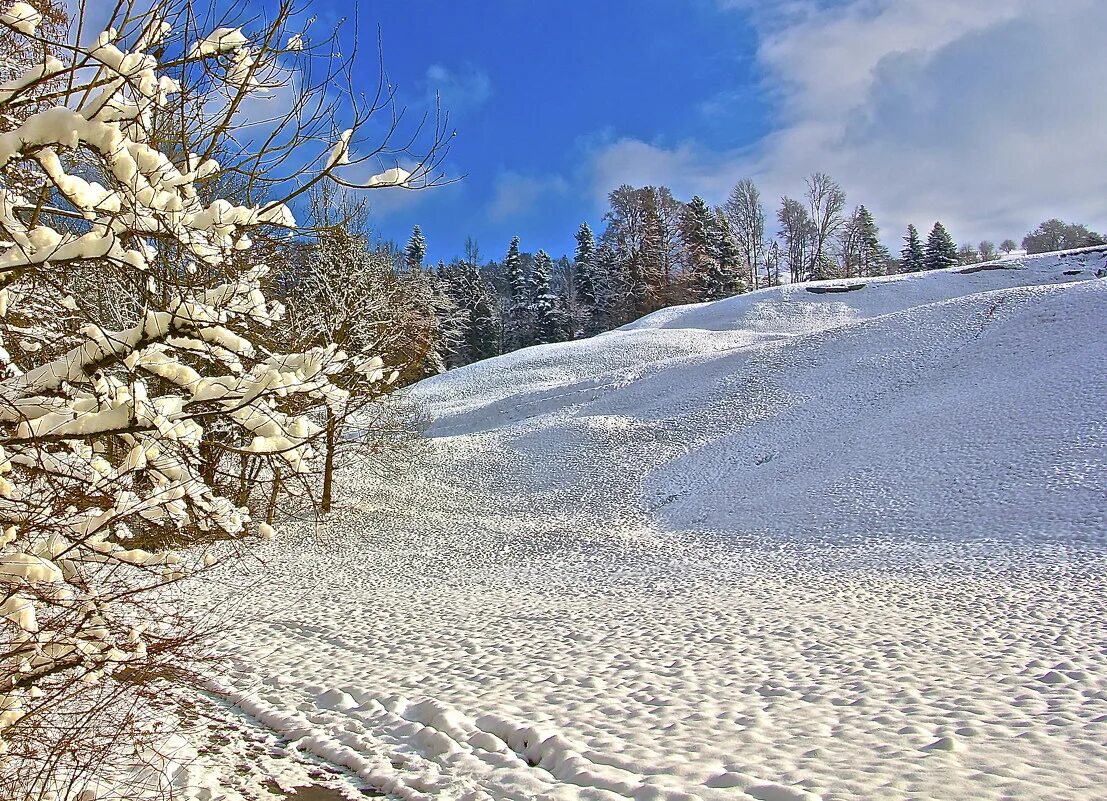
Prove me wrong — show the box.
[0,0,450,794]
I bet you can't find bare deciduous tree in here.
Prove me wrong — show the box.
[805,172,846,280]
[725,178,765,289]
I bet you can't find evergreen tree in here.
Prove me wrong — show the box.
[901,224,925,272]
[588,243,621,335]
[809,251,837,282]
[437,260,500,366]
[765,240,783,286]
[404,224,427,271]
[710,208,743,299]
[530,250,563,345]
[459,263,500,362]
[857,206,889,276]
[680,195,719,300]
[574,222,597,307]
[924,222,958,271]
[503,235,530,350]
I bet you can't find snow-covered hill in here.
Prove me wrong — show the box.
[416,248,1105,547]
[192,249,1107,801]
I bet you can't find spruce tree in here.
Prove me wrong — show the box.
[901,224,925,273]
[924,222,958,271]
[530,250,563,345]
[503,235,530,350]
[588,243,620,335]
[709,209,743,299]
[574,222,597,307]
[460,263,500,362]
[680,196,719,300]
[404,224,427,271]
[857,206,889,276]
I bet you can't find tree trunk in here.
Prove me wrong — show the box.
[321,407,337,514]
[236,453,250,507]
[267,469,281,525]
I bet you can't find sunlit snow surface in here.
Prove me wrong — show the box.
[191,251,1107,801]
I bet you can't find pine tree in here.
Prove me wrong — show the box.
[681,195,720,300]
[857,206,889,277]
[924,222,958,271]
[457,263,500,363]
[588,243,621,335]
[404,224,427,271]
[503,235,530,350]
[530,250,563,345]
[711,208,743,299]
[901,225,925,272]
[574,222,597,307]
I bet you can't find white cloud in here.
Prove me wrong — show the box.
[589,0,1107,242]
[424,63,492,114]
[487,171,569,222]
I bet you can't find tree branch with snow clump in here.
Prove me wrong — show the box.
[0,0,453,796]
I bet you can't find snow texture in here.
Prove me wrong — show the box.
[193,250,1107,801]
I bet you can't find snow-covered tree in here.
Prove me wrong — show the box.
[284,192,458,512]
[440,257,498,366]
[0,1,450,794]
[764,239,783,286]
[680,195,719,300]
[901,225,925,272]
[713,208,744,297]
[404,224,427,271]
[587,243,621,335]
[925,222,959,271]
[574,222,596,308]
[528,250,562,345]
[502,235,529,351]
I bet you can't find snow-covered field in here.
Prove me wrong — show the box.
[189,250,1107,800]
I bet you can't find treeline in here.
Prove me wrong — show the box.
[396,174,1102,370]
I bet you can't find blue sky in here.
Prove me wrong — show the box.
[329,0,768,263]
[315,0,1107,264]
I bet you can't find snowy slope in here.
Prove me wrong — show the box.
[191,249,1107,801]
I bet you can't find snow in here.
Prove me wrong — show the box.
[188,249,1107,800]
[0,1,40,35]
[189,27,248,58]
[365,166,412,187]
